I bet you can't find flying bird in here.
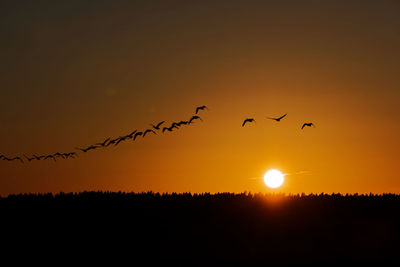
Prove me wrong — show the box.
[133,131,143,140]
[125,130,137,139]
[177,120,189,126]
[301,123,315,129]
[150,121,165,130]
[188,115,202,124]
[96,137,111,147]
[44,155,57,162]
[114,136,129,146]
[242,118,256,127]
[171,122,181,129]
[195,105,208,114]
[53,152,66,159]
[33,155,45,160]
[267,113,287,122]
[76,145,99,153]
[23,155,36,162]
[162,127,173,133]
[4,156,24,163]
[143,129,157,137]
[2,156,10,161]
[106,138,119,147]
[63,152,78,159]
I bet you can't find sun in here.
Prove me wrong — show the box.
[264,169,284,189]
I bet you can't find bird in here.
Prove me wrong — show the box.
[44,155,57,162]
[96,137,111,147]
[188,115,202,124]
[33,155,45,160]
[301,123,315,129]
[2,156,24,163]
[162,127,173,133]
[114,136,128,146]
[53,152,66,159]
[143,129,157,137]
[267,113,287,122]
[10,156,24,163]
[133,131,143,140]
[2,156,12,161]
[177,120,189,126]
[106,138,119,147]
[125,130,137,139]
[150,121,165,130]
[63,152,78,159]
[242,118,256,127]
[171,122,180,129]
[23,155,35,162]
[76,145,99,153]
[195,105,208,114]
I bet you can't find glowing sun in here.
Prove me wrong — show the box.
[264,169,284,188]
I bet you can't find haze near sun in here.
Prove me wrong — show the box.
[264,169,284,189]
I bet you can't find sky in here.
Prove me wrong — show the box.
[1,0,400,196]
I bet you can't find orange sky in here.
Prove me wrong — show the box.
[1,0,400,196]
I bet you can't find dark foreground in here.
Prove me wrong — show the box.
[2,192,399,264]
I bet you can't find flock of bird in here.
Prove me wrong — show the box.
[0,106,208,164]
[242,113,315,129]
[1,105,315,164]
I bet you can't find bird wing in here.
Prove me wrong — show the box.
[115,138,125,145]
[156,121,165,128]
[301,124,306,129]
[242,120,248,127]
[278,114,287,120]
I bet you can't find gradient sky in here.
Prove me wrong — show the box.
[1,0,400,196]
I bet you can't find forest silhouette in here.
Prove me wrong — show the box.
[2,192,399,263]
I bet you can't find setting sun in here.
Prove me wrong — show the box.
[264,169,284,189]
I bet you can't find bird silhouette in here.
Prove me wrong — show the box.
[23,155,35,162]
[267,113,287,122]
[125,130,137,139]
[177,120,189,126]
[242,118,256,127]
[133,131,143,140]
[195,105,208,114]
[106,138,119,147]
[301,123,315,129]
[150,121,165,130]
[44,155,57,162]
[33,155,45,160]
[2,156,12,161]
[76,145,99,153]
[114,136,129,146]
[162,126,172,133]
[96,137,111,147]
[143,129,157,137]
[171,122,181,129]
[53,152,66,159]
[63,152,78,159]
[188,115,202,124]
[3,156,24,163]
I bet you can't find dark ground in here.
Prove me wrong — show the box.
[1,192,399,264]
